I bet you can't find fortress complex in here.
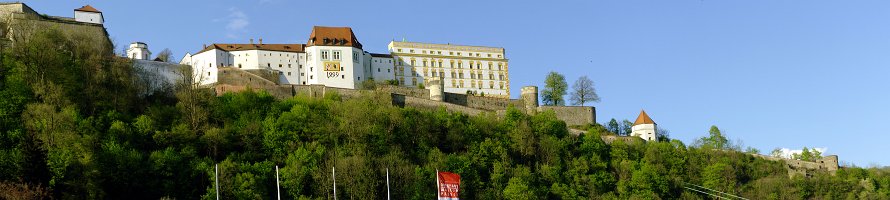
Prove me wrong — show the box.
[180,26,510,98]
[0,3,110,51]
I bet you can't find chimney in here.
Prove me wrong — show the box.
[203,44,207,48]
[250,38,254,44]
[259,38,263,45]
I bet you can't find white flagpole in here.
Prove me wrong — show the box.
[275,165,280,200]
[386,168,391,200]
[215,164,220,200]
[435,169,439,200]
[332,166,337,200]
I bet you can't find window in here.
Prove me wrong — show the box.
[490,81,494,89]
[288,72,292,75]
[342,75,345,79]
[410,59,416,66]
[279,64,282,68]
[449,52,454,55]
[488,63,492,70]
[410,49,415,53]
[412,78,417,85]
[333,50,341,60]
[422,50,427,54]
[397,48,402,52]
[438,61,443,68]
[440,72,444,77]
[399,78,405,85]
[238,64,242,68]
[378,68,381,72]
[353,52,358,63]
[321,50,330,60]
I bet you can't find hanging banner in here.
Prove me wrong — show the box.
[437,171,460,200]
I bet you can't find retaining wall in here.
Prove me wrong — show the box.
[538,106,596,126]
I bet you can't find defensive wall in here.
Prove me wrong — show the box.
[212,68,596,126]
[0,3,111,52]
[751,154,839,177]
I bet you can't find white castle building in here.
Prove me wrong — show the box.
[180,26,510,98]
[631,110,657,141]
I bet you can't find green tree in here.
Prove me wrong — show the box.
[541,71,567,106]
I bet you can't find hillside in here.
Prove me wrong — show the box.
[3,28,890,200]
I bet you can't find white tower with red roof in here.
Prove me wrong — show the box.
[74,5,103,24]
[631,110,657,141]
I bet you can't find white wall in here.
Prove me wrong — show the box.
[631,124,657,142]
[182,49,222,86]
[305,46,365,89]
[74,11,102,24]
[388,42,509,98]
[368,55,395,82]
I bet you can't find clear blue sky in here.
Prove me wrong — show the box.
[29,1,890,167]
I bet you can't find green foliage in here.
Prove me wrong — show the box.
[2,27,890,199]
[541,71,567,106]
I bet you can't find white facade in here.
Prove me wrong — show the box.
[127,42,151,60]
[74,10,102,24]
[180,49,222,86]
[388,41,510,98]
[366,54,395,82]
[179,27,509,93]
[304,46,366,89]
[631,124,657,142]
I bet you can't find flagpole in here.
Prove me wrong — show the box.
[332,166,337,200]
[215,164,220,200]
[275,165,280,200]
[435,169,439,200]
[386,168,391,200]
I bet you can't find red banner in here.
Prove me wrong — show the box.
[437,171,460,200]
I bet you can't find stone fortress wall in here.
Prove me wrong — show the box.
[0,3,111,51]
[213,67,596,126]
[751,154,839,177]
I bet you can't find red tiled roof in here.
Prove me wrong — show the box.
[196,43,306,54]
[306,26,362,49]
[75,5,101,13]
[633,110,656,125]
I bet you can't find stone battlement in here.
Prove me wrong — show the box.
[211,67,596,126]
[751,154,839,177]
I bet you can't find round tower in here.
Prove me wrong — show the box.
[521,86,539,114]
[126,42,151,60]
[428,77,444,101]
[631,110,657,142]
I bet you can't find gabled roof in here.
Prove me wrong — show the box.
[633,110,656,126]
[306,26,362,49]
[75,5,101,13]
[196,43,306,54]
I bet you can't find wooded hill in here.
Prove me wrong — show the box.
[2,29,890,200]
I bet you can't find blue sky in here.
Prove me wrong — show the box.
[29,1,890,166]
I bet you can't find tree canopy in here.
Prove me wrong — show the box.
[2,28,889,200]
[541,71,567,106]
